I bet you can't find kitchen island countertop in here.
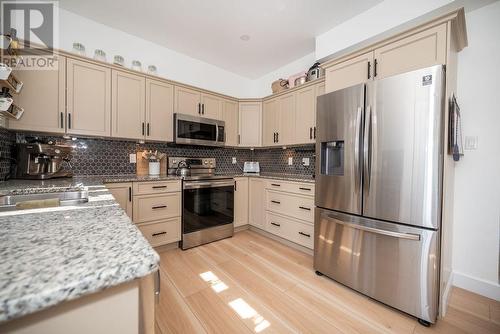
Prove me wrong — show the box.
[0,176,161,323]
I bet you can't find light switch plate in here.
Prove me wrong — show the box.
[465,136,478,150]
[288,157,293,165]
[232,157,237,164]
[302,157,310,166]
[129,153,137,163]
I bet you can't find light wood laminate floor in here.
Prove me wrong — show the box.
[155,230,500,334]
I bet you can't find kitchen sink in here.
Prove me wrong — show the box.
[0,190,89,212]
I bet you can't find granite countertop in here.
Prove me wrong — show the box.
[0,177,161,323]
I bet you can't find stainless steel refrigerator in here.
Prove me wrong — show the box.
[314,65,445,325]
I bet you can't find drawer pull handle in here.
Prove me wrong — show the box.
[271,200,281,204]
[152,231,167,237]
[271,222,281,227]
[271,183,281,187]
[299,187,311,191]
[152,205,167,210]
[299,206,311,211]
[299,232,311,238]
[152,185,167,189]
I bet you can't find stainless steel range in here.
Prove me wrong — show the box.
[168,157,234,250]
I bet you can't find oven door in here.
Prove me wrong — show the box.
[182,179,235,235]
[174,113,225,146]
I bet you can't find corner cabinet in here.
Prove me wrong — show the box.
[248,178,265,229]
[105,182,133,218]
[8,55,66,133]
[111,70,146,140]
[234,177,249,227]
[238,101,262,147]
[66,58,111,136]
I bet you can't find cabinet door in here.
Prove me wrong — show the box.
[249,178,265,229]
[146,79,174,142]
[222,99,238,146]
[238,102,262,147]
[201,93,222,119]
[325,51,374,93]
[106,182,133,218]
[9,55,66,133]
[262,99,279,146]
[374,23,447,79]
[294,86,315,144]
[112,70,146,140]
[67,58,111,136]
[174,86,200,116]
[278,93,295,145]
[234,177,249,227]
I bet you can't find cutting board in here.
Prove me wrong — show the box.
[136,150,167,176]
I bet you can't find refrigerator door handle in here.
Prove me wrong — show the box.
[329,216,421,241]
[354,106,363,193]
[363,105,372,193]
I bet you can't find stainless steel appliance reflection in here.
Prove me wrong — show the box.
[168,157,234,249]
[15,142,73,179]
[314,65,445,325]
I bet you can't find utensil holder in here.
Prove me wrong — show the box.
[149,162,160,176]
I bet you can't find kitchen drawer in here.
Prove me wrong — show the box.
[138,218,181,247]
[133,193,181,223]
[133,180,181,195]
[265,212,294,240]
[265,179,315,196]
[291,220,314,249]
[266,190,314,222]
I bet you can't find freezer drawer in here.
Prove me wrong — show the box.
[314,208,439,323]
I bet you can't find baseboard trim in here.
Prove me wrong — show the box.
[248,226,313,256]
[154,241,179,253]
[234,224,250,233]
[453,271,500,301]
[440,271,454,317]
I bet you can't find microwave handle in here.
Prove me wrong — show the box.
[216,124,219,142]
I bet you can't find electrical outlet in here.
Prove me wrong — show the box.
[302,157,310,166]
[129,153,137,163]
[465,136,478,150]
[232,157,237,164]
[288,157,293,165]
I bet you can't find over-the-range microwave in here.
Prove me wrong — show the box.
[174,113,225,147]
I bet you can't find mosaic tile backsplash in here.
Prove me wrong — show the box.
[2,131,316,178]
[0,128,15,180]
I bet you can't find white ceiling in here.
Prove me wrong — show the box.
[58,0,383,79]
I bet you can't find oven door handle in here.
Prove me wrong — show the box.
[183,180,235,189]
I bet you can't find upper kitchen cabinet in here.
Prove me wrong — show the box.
[222,99,238,146]
[9,55,66,133]
[174,86,200,116]
[146,79,174,142]
[277,93,295,145]
[111,70,146,140]
[374,23,447,79]
[325,51,374,93]
[262,98,279,146]
[294,85,316,144]
[200,93,223,119]
[238,101,262,147]
[66,58,111,136]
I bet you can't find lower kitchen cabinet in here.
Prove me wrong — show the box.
[105,182,133,218]
[105,180,182,248]
[137,218,181,247]
[248,178,265,229]
[263,179,315,249]
[234,177,248,227]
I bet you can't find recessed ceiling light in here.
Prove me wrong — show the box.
[240,35,250,41]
